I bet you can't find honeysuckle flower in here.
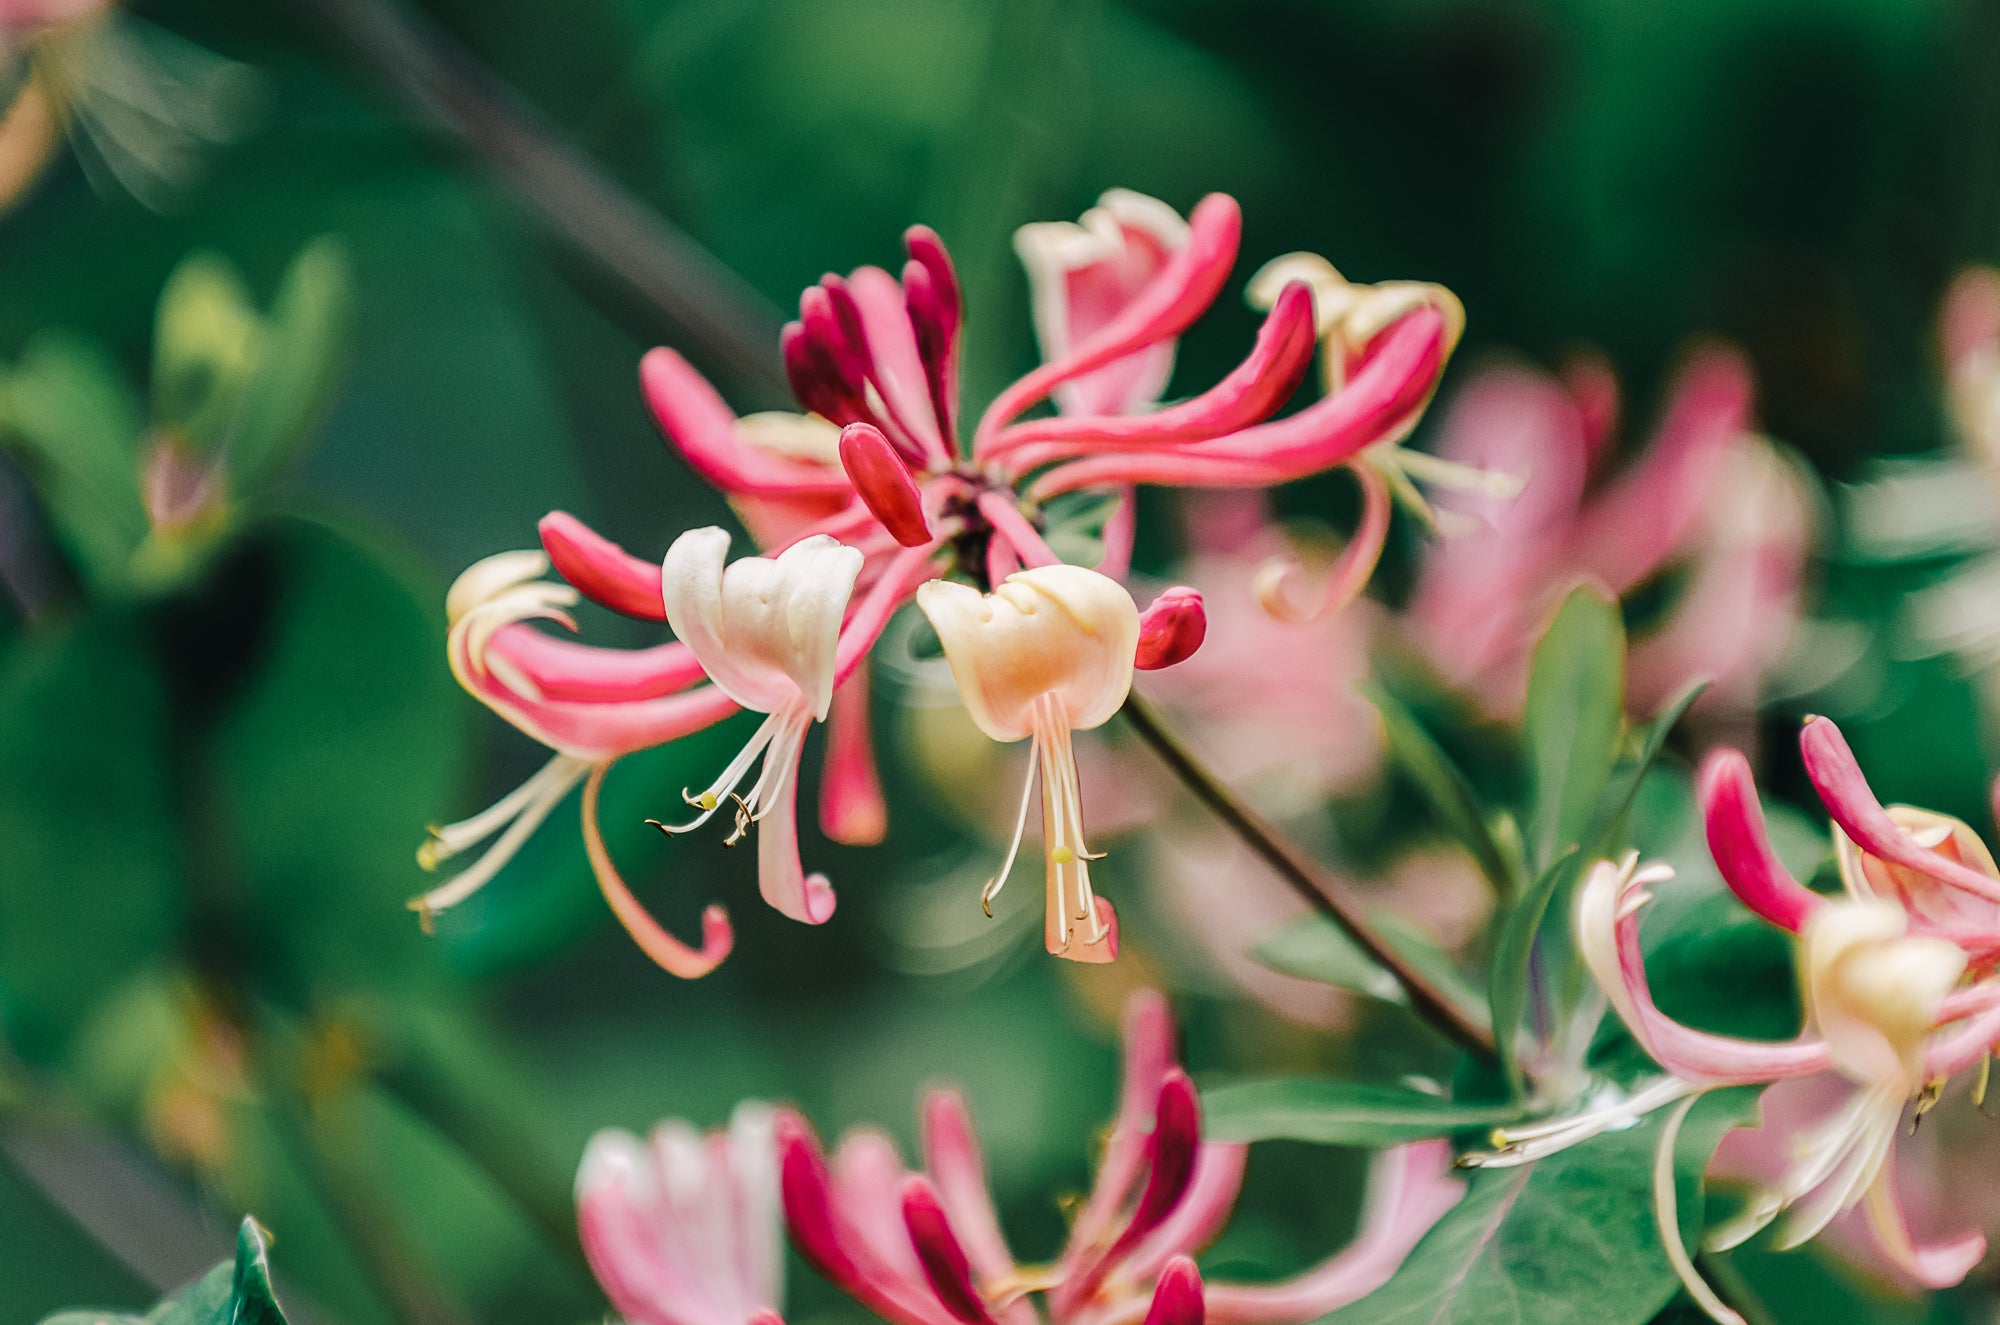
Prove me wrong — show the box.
[650,528,863,926]
[916,564,1139,963]
[577,1102,786,1325]
[1240,251,1478,622]
[1477,718,2000,1321]
[1405,347,1810,729]
[416,527,926,976]
[430,187,1457,971]
[773,990,1462,1325]
[0,0,251,212]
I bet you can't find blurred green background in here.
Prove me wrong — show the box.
[6,0,2000,1321]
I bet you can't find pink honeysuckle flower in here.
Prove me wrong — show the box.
[1237,251,1479,623]
[1563,857,1990,1323]
[1463,718,2000,1319]
[773,990,1461,1325]
[431,189,1459,972]
[916,565,1140,963]
[1404,348,1811,730]
[415,529,928,977]
[577,1102,788,1325]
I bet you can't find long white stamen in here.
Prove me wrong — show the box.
[423,753,580,864]
[982,745,1040,917]
[414,754,591,914]
[651,713,784,834]
[1706,1087,1881,1253]
[741,705,812,824]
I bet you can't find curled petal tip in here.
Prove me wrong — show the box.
[1136,586,1207,669]
[1143,1257,1206,1325]
[1699,748,1822,934]
[904,1176,997,1325]
[839,422,933,546]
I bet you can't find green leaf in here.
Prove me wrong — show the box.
[1250,909,1491,1034]
[38,1218,289,1325]
[1202,1079,1523,1147]
[1523,586,1625,870]
[1330,1089,1751,1325]
[1487,848,1585,1097]
[1584,679,1708,859]
[0,611,181,1059]
[1360,681,1519,894]
[226,238,354,495]
[152,252,261,456]
[0,333,148,589]
[210,518,466,989]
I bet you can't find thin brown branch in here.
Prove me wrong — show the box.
[290,0,789,396]
[1120,688,1499,1061]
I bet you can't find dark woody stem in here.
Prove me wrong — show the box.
[1119,688,1499,1062]
[292,0,789,396]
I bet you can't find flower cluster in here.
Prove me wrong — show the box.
[420,189,1460,975]
[1494,716,2000,1321]
[576,992,1462,1325]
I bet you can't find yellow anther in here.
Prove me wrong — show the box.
[698,791,719,811]
[1051,846,1075,865]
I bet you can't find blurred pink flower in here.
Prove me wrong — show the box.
[1408,349,1811,729]
[426,191,1459,974]
[577,1102,787,1325]
[775,990,1461,1325]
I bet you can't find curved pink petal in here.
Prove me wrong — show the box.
[903,1177,999,1325]
[455,617,741,758]
[1700,749,1824,933]
[1026,309,1446,498]
[1566,345,1754,594]
[777,1116,950,1325]
[1141,1258,1206,1325]
[976,194,1242,449]
[751,712,836,926]
[987,283,1317,474]
[919,1091,1019,1286]
[486,625,707,703]
[541,511,669,621]
[583,763,735,978]
[1118,1143,1249,1282]
[1255,460,1391,625]
[820,663,888,846]
[1203,1141,1463,1325]
[1581,861,1834,1086]
[642,348,855,499]
[848,266,951,462]
[1862,1162,1987,1289]
[1800,718,2000,905]
[1069,989,1178,1253]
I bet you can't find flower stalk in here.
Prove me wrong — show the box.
[1118,687,1497,1059]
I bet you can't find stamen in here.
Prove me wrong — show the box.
[410,754,591,916]
[982,744,1040,918]
[647,712,782,835]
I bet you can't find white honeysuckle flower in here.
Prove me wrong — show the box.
[916,564,1139,962]
[655,527,864,925]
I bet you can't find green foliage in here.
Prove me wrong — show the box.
[0,608,181,1057]
[1202,1078,1522,1147]
[1251,908,1492,1033]
[1523,586,1626,870]
[1361,680,1521,895]
[1330,1091,1756,1325]
[39,1218,290,1325]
